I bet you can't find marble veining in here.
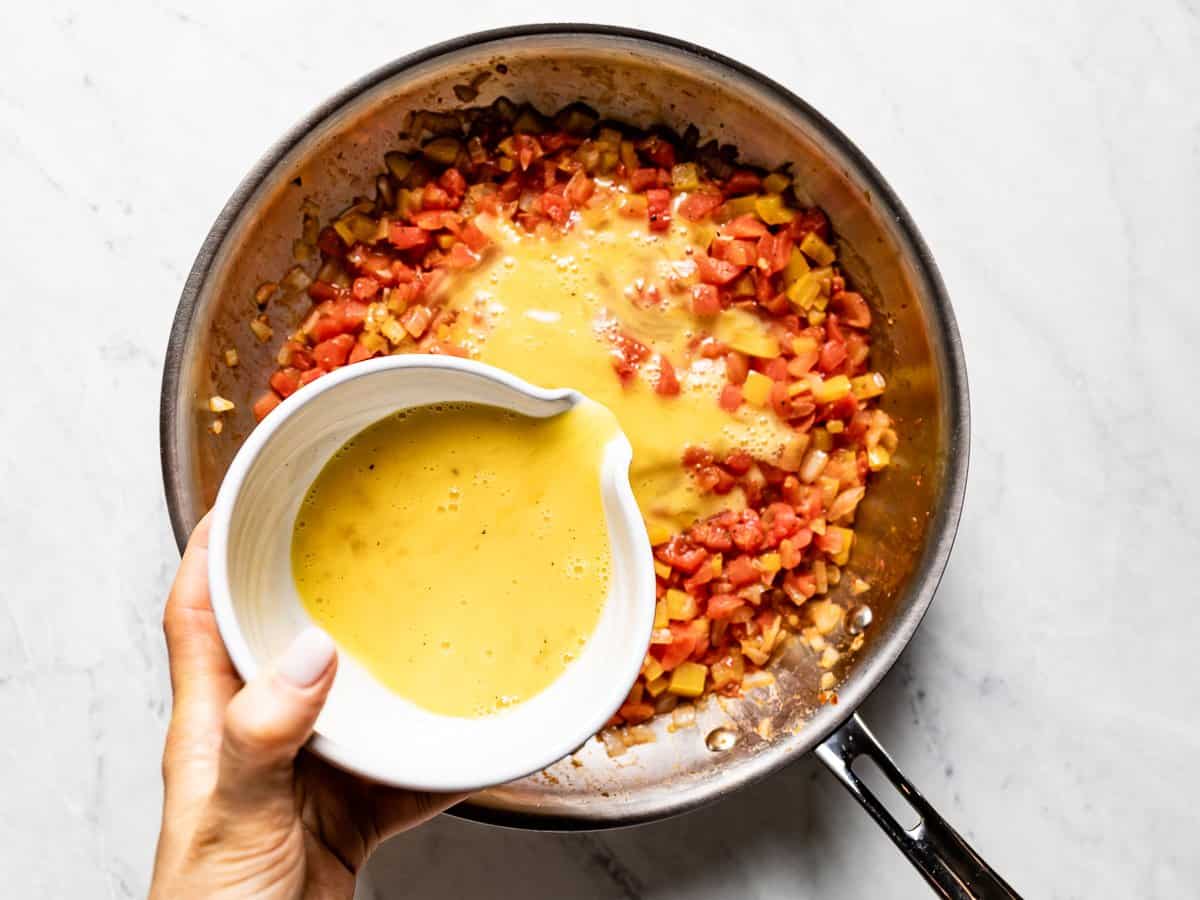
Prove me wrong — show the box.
[1,1,1197,897]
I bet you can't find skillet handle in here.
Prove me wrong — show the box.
[816,713,1021,900]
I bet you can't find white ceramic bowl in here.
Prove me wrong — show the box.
[207,355,656,792]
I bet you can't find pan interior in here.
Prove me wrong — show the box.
[163,28,965,827]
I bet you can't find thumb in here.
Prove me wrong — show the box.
[215,627,337,812]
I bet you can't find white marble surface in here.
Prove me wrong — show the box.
[2,1,1197,897]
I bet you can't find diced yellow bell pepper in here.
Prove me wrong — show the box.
[783,247,811,285]
[759,552,782,578]
[851,372,887,400]
[642,656,665,683]
[646,521,674,546]
[791,335,818,358]
[731,273,757,297]
[717,194,760,221]
[827,526,854,566]
[755,194,795,225]
[654,560,673,580]
[786,272,821,311]
[653,599,669,629]
[762,172,791,194]
[799,232,836,266]
[436,233,456,250]
[667,588,699,621]
[812,375,852,405]
[668,662,708,698]
[826,420,844,434]
[812,427,834,452]
[868,445,892,471]
[787,379,813,398]
[808,309,826,325]
[619,140,639,174]
[671,163,700,191]
[708,553,723,576]
[742,370,773,407]
[646,675,670,697]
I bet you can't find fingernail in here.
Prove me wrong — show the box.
[277,627,336,687]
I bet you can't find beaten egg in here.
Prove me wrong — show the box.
[291,400,620,718]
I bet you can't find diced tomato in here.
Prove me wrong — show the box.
[690,522,733,552]
[336,299,368,331]
[723,169,763,195]
[422,182,453,210]
[762,502,801,545]
[724,450,753,475]
[438,167,467,198]
[679,191,724,221]
[388,223,431,250]
[269,368,301,398]
[298,367,324,387]
[657,622,701,670]
[351,277,380,300]
[691,284,721,316]
[564,170,595,207]
[400,304,433,339]
[718,383,743,412]
[646,188,671,232]
[711,237,757,266]
[696,255,744,286]
[725,351,749,385]
[779,536,803,569]
[313,333,355,371]
[308,315,344,343]
[412,210,462,231]
[818,339,848,373]
[316,227,343,258]
[655,354,680,396]
[458,221,490,253]
[721,214,769,239]
[760,357,789,381]
[656,536,709,574]
[537,190,569,225]
[786,207,830,241]
[631,168,663,192]
[445,242,481,269]
[756,233,793,274]
[348,339,379,365]
[706,593,746,620]
[385,260,413,284]
[726,555,761,588]
[307,280,340,302]
[638,135,676,168]
[730,518,765,552]
[252,391,282,421]
[831,291,871,328]
[696,465,736,495]
[618,702,655,724]
[609,332,651,382]
[783,571,817,603]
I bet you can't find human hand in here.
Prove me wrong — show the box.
[150,514,464,899]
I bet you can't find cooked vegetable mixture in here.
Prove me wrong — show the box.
[238,99,897,728]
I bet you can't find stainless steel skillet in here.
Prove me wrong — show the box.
[160,25,1019,898]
